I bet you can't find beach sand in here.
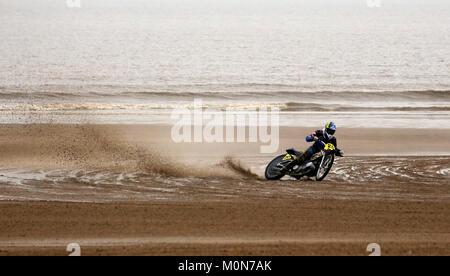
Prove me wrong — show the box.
[0,124,449,256]
[1,200,449,256]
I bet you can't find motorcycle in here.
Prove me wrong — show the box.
[265,139,339,181]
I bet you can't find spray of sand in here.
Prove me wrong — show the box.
[0,124,260,180]
[220,156,261,180]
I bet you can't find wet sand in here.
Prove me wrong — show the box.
[0,200,449,256]
[0,124,449,255]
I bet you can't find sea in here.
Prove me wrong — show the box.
[0,0,449,127]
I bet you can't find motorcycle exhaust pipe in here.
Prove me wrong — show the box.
[294,162,315,174]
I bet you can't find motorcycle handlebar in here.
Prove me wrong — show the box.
[314,137,326,146]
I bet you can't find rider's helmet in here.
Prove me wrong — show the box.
[323,122,337,140]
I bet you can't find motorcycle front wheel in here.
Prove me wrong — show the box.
[316,154,334,181]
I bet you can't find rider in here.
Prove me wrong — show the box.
[280,122,344,173]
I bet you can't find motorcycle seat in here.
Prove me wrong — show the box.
[286,148,303,157]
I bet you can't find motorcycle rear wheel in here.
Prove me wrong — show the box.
[265,155,286,180]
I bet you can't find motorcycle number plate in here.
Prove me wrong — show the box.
[324,143,336,150]
[283,154,292,160]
